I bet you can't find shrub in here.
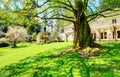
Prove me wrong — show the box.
[6,26,28,48]
[0,38,9,47]
[49,36,58,42]
[32,32,37,42]
[26,35,32,42]
[36,31,49,44]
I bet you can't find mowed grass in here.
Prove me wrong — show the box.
[0,42,72,68]
[0,42,120,77]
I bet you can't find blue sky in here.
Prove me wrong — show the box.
[88,0,100,12]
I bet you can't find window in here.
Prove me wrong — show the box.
[112,19,117,24]
[92,33,96,41]
[104,32,107,39]
[117,31,120,38]
[101,33,103,39]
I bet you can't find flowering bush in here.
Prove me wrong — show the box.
[6,26,28,48]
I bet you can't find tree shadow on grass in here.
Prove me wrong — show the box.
[101,42,120,52]
[89,64,114,77]
[99,42,120,59]
[93,42,120,77]
[0,43,120,77]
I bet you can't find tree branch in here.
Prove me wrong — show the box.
[67,0,75,11]
[87,9,120,22]
[37,5,73,15]
[87,8,112,18]
[39,10,74,21]
[87,14,105,22]
[84,0,89,10]
[37,16,75,23]
[31,0,48,8]
[60,14,74,19]
[87,5,94,14]
[55,1,73,10]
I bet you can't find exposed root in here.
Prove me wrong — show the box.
[78,47,100,58]
[50,46,101,58]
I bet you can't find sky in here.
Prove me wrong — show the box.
[88,0,100,12]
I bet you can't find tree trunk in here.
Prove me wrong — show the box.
[73,13,94,49]
[12,42,17,48]
[73,1,94,49]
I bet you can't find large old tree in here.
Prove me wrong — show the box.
[32,0,96,49]
[31,0,119,49]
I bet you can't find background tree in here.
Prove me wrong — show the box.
[6,26,28,48]
[0,0,40,35]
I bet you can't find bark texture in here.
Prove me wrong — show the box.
[73,1,94,49]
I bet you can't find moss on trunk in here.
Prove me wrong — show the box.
[73,13,94,49]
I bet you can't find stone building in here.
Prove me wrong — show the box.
[91,14,120,41]
[59,24,74,41]
[59,10,120,42]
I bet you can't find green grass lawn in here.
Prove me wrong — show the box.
[0,42,120,77]
[0,42,72,69]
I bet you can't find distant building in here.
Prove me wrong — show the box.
[59,24,74,41]
[91,14,120,41]
[59,11,120,42]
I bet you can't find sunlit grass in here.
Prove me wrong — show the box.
[0,42,72,68]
